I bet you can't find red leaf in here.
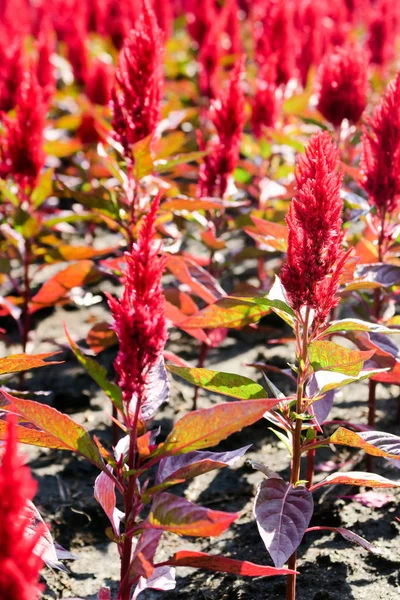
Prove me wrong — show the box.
[0,389,104,469]
[311,471,400,491]
[162,550,297,576]
[86,323,117,354]
[148,492,238,537]
[166,255,224,304]
[31,260,101,311]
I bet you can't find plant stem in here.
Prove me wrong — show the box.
[117,397,142,599]
[367,214,385,465]
[21,238,31,353]
[286,309,310,600]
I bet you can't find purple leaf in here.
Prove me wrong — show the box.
[307,526,384,556]
[94,468,124,536]
[311,470,400,491]
[25,501,77,571]
[155,446,251,486]
[129,356,170,422]
[354,263,400,287]
[132,566,176,599]
[341,491,394,508]
[130,529,163,579]
[254,477,314,568]
[307,375,335,426]
[330,428,400,459]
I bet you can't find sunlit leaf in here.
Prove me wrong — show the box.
[0,352,62,376]
[308,341,375,376]
[148,492,238,537]
[330,428,400,459]
[163,551,297,576]
[0,389,104,469]
[152,398,279,459]
[167,366,267,400]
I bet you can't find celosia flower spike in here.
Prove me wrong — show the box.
[251,57,279,137]
[360,73,400,223]
[111,0,164,161]
[86,59,115,106]
[1,65,47,188]
[0,415,44,600]
[107,194,167,413]
[280,132,348,325]
[198,57,246,198]
[316,43,369,128]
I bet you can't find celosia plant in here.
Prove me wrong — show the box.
[169,133,400,600]
[0,415,44,600]
[111,0,164,162]
[316,43,368,129]
[197,58,245,198]
[359,72,400,429]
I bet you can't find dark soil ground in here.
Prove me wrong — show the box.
[2,274,400,600]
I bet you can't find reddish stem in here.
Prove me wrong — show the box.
[21,238,31,353]
[286,308,310,600]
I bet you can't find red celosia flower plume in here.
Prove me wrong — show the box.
[107,194,167,411]
[1,65,47,189]
[0,415,44,600]
[152,0,173,38]
[111,0,164,162]
[0,26,23,112]
[186,0,217,48]
[360,73,400,227]
[36,14,56,103]
[198,58,245,198]
[295,0,325,89]
[316,43,369,128]
[251,56,279,138]
[280,132,348,325]
[254,0,296,87]
[367,0,397,67]
[86,59,115,106]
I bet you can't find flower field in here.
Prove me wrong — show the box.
[1,1,400,599]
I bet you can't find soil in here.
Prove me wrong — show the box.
[2,275,400,600]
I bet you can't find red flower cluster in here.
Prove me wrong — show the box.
[186,0,217,48]
[0,26,23,112]
[198,59,245,198]
[86,59,115,106]
[108,195,168,411]
[316,43,368,127]
[360,73,400,221]
[295,0,325,88]
[280,132,347,324]
[36,15,56,103]
[251,57,279,138]
[0,415,44,600]
[367,0,398,67]
[1,65,47,188]
[111,0,164,161]
[254,0,296,86]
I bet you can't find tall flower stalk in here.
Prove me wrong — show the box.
[107,194,168,600]
[360,72,400,430]
[111,0,164,246]
[280,132,348,599]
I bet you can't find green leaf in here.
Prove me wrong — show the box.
[313,368,388,393]
[152,398,279,459]
[132,135,154,180]
[308,341,375,376]
[154,151,207,173]
[167,367,267,400]
[0,389,104,469]
[31,169,54,208]
[65,328,123,411]
[322,319,400,336]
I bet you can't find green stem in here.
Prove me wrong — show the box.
[286,308,310,600]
